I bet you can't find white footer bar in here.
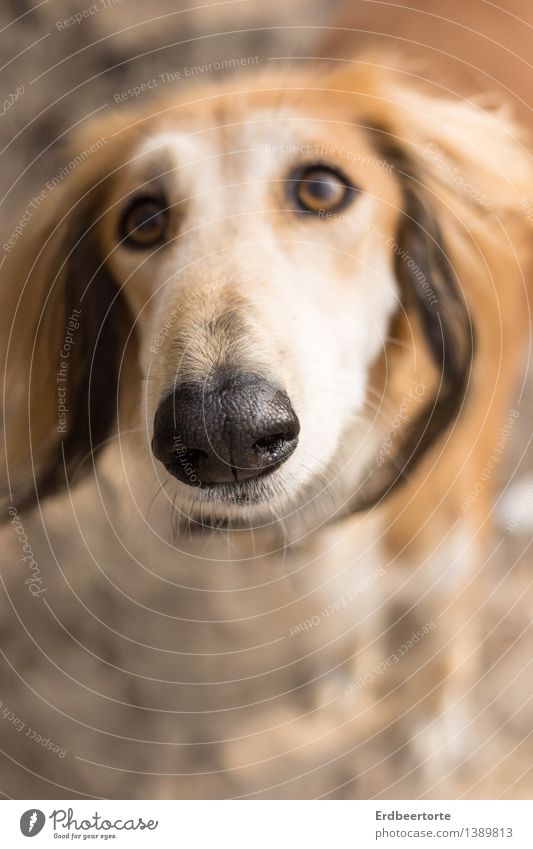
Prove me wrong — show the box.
[2,799,533,847]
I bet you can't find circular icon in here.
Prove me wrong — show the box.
[20,810,46,837]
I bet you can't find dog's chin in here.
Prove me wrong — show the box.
[167,467,298,531]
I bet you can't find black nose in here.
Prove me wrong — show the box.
[152,373,300,486]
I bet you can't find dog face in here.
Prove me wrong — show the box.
[101,110,403,520]
[3,66,530,527]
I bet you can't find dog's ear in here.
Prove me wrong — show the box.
[355,132,475,509]
[2,133,136,511]
[336,63,533,509]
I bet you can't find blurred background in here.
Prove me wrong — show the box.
[1,0,533,798]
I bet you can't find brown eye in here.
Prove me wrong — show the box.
[293,165,356,214]
[120,196,169,248]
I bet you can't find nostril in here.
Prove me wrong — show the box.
[253,431,298,459]
[253,432,290,451]
[176,447,208,466]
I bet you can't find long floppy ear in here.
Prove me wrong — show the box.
[1,131,136,511]
[338,63,533,511]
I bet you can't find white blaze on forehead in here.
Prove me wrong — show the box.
[136,110,306,179]
[136,130,210,163]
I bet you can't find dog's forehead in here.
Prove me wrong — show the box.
[134,106,368,171]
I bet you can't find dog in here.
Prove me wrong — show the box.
[1,59,532,799]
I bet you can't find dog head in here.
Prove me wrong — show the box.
[3,63,530,528]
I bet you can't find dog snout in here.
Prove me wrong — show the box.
[152,372,300,486]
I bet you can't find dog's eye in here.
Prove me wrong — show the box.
[293,165,355,214]
[120,197,169,248]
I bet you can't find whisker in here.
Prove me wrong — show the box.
[145,479,168,525]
